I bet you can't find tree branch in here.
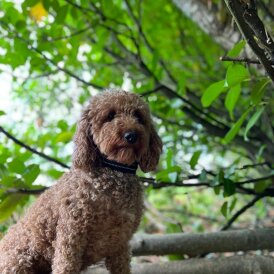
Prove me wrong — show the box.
[130,228,274,256]
[5,187,47,195]
[220,56,262,64]
[141,174,274,197]
[86,255,274,274]
[0,126,69,169]
[221,194,265,230]
[224,0,274,83]
[45,26,91,42]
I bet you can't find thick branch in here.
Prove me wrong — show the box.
[85,255,274,274]
[130,228,274,256]
[224,0,274,83]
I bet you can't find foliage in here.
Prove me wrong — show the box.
[0,0,273,235]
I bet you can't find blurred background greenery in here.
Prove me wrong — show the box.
[0,0,273,240]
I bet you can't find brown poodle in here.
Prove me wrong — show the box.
[0,90,162,274]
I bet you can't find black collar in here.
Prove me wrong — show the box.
[101,156,138,175]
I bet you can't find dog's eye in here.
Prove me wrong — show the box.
[134,111,145,124]
[106,111,116,122]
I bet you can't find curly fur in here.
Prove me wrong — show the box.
[0,90,162,274]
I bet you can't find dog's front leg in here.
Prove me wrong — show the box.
[105,246,131,274]
[52,216,86,274]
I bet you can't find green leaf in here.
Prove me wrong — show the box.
[221,201,228,218]
[23,164,40,185]
[43,0,51,10]
[14,38,29,56]
[168,172,178,183]
[55,131,73,143]
[199,169,207,181]
[51,0,60,12]
[227,40,246,57]
[156,166,182,182]
[22,0,40,8]
[244,107,264,140]
[223,109,250,144]
[216,170,225,184]
[214,186,221,195]
[251,79,270,105]
[8,159,25,174]
[1,175,17,187]
[166,149,173,169]
[0,194,26,223]
[229,197,237,213]
[226,64,249,87]
[201,80,228,107]
[223,178,235,197]
[55,5,69,24]
[15,20,26,29]
[47,169,64,179]
[254,181,271,193]
[177,75,186,95]
[189,150,202,169]
[151,51,160,73]
[57,120,69,131]
[0,110,6,116]
[5,6,20,24]
[0,164,8,178]
[225,84,241,119]
[7,52,26,69]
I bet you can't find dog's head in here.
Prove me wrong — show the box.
[72,90,162,172]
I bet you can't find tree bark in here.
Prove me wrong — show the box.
[84,255,274,274]
[131,228,274,256]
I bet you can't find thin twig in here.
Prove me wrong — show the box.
[221,194,265,230]
[0,126,69,169]
[235,162,271,170]
[237,174,274,185]
[5,187,48,195]
[220,56,262,64]
[45,26,91,42]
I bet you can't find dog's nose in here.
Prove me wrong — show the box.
[124,131,138,144]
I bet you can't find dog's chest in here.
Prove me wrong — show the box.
[82,204,139,266]
[82,174,143,264]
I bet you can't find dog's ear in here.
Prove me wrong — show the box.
[72,109,98,170]
[139,124,162,173]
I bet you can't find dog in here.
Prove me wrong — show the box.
[0,89,162,274]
